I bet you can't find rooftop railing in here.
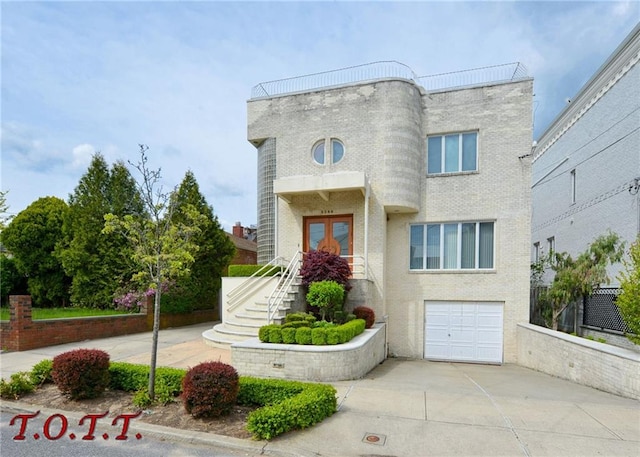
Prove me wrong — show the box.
[250,61,529,99]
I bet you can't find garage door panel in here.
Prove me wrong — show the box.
[425,301,503,364]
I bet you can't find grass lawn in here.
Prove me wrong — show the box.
[0,307,131,321]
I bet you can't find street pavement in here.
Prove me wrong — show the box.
[1,323,639,457]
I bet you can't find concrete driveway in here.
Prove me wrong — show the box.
[1,324,638,456]
[281,358,640,457]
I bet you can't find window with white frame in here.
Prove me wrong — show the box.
[312,138,345,165]
[570,169,576,204]
[547,236,555,254]
[533,242,540,263]
[427,132,477,175]
[410,221,494,270]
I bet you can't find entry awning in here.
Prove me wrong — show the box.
[273,171,369,203]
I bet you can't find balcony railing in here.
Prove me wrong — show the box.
[250,61,528,99]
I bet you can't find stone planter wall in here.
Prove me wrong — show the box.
[231,323,386,382]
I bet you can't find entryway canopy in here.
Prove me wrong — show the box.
[273,171,368,203]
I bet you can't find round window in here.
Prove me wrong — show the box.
[312,141,325,165]
[332,139,344,164]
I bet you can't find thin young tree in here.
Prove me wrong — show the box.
[103,145,205,400]
[539,232,624,330]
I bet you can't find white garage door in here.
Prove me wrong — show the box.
[424,301,503,364]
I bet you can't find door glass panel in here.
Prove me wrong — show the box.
[309,223,325,250]
[332,221,350,255]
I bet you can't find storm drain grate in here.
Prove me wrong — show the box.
[363,432,386,445]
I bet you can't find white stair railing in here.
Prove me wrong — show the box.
[226,257,287,313]
[267,251,303,324]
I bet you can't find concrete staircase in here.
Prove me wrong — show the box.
[203,256,303,349]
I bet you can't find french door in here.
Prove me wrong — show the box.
[303,215,353,257]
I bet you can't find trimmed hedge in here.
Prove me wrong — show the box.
[109,362,184,396]
[259,318,367,345]
[238,377,337,440]
[228,264,283,277]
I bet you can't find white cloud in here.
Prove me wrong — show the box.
[71,143,96,169]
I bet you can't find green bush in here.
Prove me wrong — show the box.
[281,320,312,329]
[228,264,283,277]
[108,362,184,404]
[0,372,35,400]
[295,327,312,345]
[326,328,340,345]
[259,318,366,346]
[182,362,239,418]
[52,349,110,400]
[285,312,316,324]
[240,378,337,440]
[268,326,283,343]
[258,324,277,343]
[306,280,345,321]
[311,327,327,345]
[281,327,297,344]
[617,236,640,345]
[29,359,53,386]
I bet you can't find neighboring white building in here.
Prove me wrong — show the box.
[239,61,533,364]
[531,24,640,286]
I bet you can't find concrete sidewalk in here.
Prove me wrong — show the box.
[1,324,639,456]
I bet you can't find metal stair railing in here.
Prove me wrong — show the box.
[226,256,287,313]
[267,251,303,324]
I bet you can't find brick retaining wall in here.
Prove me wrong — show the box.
[0,295,217,352]
[517,322,640,399]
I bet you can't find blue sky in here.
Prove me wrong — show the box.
[1,1,638,230]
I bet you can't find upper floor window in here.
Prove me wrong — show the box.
[547,236,555,255]
[570,169,576,204]
[312,138,345,165]
[410,221,494,270]
[533,242,540,263]
[427,132,477,175]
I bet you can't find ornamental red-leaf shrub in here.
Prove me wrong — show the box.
[52,349,110,400]
[182,361,239,418]
[353,306,376,329]
[300,250,352,291]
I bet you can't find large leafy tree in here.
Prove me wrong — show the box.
[537,232,624,330]
[164,171,235,314]
[2,197,71,307]
[55,154,144,307]
[616,235,640,344]
[103,145,205,400]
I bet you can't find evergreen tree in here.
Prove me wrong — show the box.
[55,154,144,307]
[2,197,71,307]
[164,171,236,314]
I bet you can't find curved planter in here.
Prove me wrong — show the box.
[231,323,386,381]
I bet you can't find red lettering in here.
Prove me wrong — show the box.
[43,414,68,440]
[78,411,109,440]
[9,411,40,440]
[111,411,142,440]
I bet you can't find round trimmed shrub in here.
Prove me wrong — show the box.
[182,361,239,418]
[353,306,376,329]
[52,349,110,400]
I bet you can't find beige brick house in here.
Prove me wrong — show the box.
[208,62,533,364]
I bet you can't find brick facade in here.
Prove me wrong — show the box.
[248,72,533,363]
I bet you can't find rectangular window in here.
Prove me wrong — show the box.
[410,221,494,270]
[547,236,555,255]
[533,242,540,263]
[570,169,576,204]
[427,132,478,175]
